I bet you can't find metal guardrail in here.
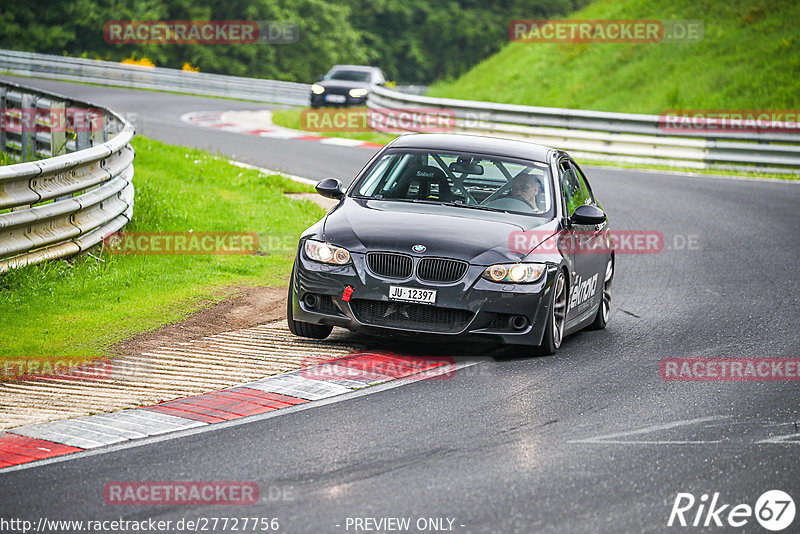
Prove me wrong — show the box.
[0,80,134,272]
[0,49,310,107]
[3,48,796,173]
[0,49,430,105]
[368,86,800,174]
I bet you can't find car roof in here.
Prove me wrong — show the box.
[329,65,380,72]
[387,133,554,162]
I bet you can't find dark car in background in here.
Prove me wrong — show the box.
[310,65,386,107]
[287,133,614,355]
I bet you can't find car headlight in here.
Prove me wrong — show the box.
[311,84,325,95]
[304,239,351,265]
[348,88,368,98]
[482,263,546,283]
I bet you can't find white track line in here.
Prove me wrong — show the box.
[568,415,730,445]
[228,159,318,185]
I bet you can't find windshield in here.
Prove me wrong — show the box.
[354,149,554,217]
[326,70,371,82]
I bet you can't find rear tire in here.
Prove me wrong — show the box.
[287,267,333,339]
[587,257,613,331]
[534,269,567,356]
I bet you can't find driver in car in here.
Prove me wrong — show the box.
[509,172,544,213]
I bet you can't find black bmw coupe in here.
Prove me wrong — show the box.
[288,133,613,355]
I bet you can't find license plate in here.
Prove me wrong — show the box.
[325,94,346,103]
[389,286,436,305]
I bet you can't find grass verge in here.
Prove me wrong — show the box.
[0,136,323,362]
[428,0,800,114]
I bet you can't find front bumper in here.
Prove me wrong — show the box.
[310,93,368,107]
[291,251,557,346]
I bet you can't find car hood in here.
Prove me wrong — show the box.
[321,197,558,265]
[318,79,371,91]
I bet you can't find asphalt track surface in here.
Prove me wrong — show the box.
[2,76,799,533]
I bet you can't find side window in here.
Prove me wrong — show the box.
[358,155,394,196]
[559,160,588,216]
[571,161,594,205]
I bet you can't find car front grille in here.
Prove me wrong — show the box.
[367,252,413,279]
[316,295,339,314]
[350,299,473,333]
[322,87,349,95]
[417,258,468,283]
[487,313,514,331]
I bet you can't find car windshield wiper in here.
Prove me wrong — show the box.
[406,199,512,213]
[410,198,447,205]
[352,195,408,202]
[354,195,432,202]
[443,201,552,217]
[356,197,542,216]
[438,201,510,213]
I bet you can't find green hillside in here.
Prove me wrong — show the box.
[427,0,800,113]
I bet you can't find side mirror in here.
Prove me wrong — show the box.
[570,204,606,225]
[316,178,345,200]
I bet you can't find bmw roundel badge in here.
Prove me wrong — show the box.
[412,244,426,253]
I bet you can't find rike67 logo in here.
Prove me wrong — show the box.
[668,490,795,531]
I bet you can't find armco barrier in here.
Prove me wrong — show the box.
[2,48,797,173]
[0,49,425,104]
[0,80,134,272]
[367,86,800,174]
[0,49,309,107]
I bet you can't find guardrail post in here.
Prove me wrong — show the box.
[91,111,107,146]
[49,101,66,157]
[10,93,36,212]
[0,86,7,158]
[74,107,91,151]
[20,93,35,162]
[50,100,72,202]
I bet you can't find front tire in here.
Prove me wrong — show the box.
[534,269,567,356]
[287,267,333,339]
[587,257,613,331]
